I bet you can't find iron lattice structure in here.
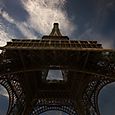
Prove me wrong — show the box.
[0,23,115,115]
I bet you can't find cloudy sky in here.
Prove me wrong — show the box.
[0,0,115,115]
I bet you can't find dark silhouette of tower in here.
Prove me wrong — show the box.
[0,23,115,115]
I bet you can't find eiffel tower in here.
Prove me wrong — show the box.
[0,23,115,115]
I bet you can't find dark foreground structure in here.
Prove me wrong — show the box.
[0,23,115,115]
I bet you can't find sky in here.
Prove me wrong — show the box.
[0,0,115,115]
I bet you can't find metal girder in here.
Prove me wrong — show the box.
[0,77,25,115]
[0,23,115,115]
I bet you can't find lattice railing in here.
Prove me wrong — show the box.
[82,78,113,115]
[4,39,102,49]
[31,98,77,115]
[0,75,25,115]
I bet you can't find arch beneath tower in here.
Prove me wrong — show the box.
[98,82,115,115]
[0,75,25,115]
[31,98,77,115]
[0,84,9,115]
[40,110,68,115]
[82,77,113,115]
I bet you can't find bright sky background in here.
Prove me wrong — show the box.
[0,0,115,115]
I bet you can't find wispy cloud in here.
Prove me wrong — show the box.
[0,0,74,47]
[0,85,9,97]
[21,0,74,36]
[0,9,37,39]
[0,23,11,46]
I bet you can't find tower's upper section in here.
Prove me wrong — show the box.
[42,23,69,40]
[0,23,104,50]
[49,23,62,36]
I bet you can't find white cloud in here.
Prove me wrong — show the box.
[0,85,9,97]
[1,10,14,24]
[0,10,36,39]
[21,0,74,36]
[0,0,75,47]
[0,24,11,46]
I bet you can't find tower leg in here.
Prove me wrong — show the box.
[23,102,32,115]
[76,99,86,115]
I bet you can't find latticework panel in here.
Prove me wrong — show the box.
[82,77,113,115]
[0,75,25,115]
[31,98,77,115]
